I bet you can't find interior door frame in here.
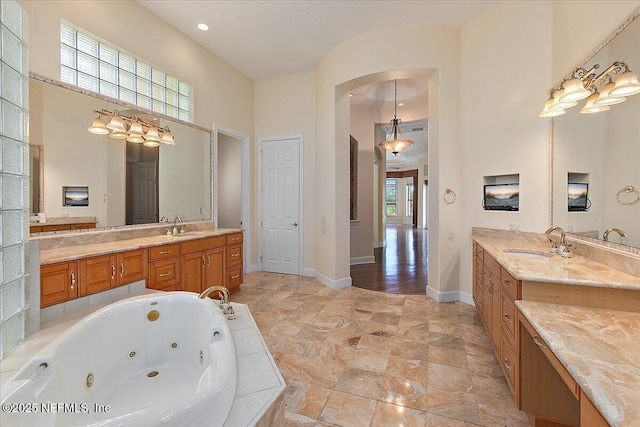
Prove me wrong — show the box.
[386,169,419,226]
[257,134,304,274]
[213,123,250,273]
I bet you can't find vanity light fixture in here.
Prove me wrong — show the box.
[88,109,176,147]
[539,61,640,117]
[378,80,413,156]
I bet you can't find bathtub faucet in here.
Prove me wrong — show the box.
[198,286,236,320]
[603,228,627,242]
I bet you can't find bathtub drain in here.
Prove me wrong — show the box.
[171,342,178,350]
[86,373,94,389]
[147,371,159,378]
[128,351,137,359]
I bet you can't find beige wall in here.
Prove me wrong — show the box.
[254,70,316,272]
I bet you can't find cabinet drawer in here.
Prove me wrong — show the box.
[181,236,225,255]
[41,224,71,232]
[484,252,501,280]
[227,244,242,267]
[501,293,517,341]
[226,232,243,245]
[149,244,180,261]
[500,333,518,395]
[228,266,243,293]
[149,259,181,290]
[475,243,484,260]
[501,267,520,300]
[70,222,96,230]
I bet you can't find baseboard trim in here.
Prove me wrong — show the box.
[301,268,316,277]
[316,271,352,289]
[426,286,474,305]
[350,256,375,265]
[247,264,260,273]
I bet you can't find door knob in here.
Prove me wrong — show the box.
[292,222,298,227]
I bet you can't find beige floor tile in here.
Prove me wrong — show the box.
[371,401,426,426]
[384,355,428,384]
[423,413,479,426]
[284,411,318,427]
[319,390,377,427]
[335,367,384,399]
[476,394,529,427]
[425,383,481,424]
[428,345,469,369]
[284,379,333,419]
[297,360,346,388]
[378,372,428,411]
[347,348,389,374]
[427,363,473,393]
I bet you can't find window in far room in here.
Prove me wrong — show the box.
[406,182,414,216]
[386,178,397,216]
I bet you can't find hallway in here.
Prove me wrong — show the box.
[351,224,428,295]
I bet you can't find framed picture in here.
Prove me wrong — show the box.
[63,186,89,207]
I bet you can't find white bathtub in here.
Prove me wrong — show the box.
[1,292,237,427]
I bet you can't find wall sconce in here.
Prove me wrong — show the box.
[88,109,176,146]
[539,61,640,117]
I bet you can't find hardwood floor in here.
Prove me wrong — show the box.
[351,224,428,295]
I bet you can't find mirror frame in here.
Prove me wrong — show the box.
[29,72,214,236]
[549,8,640,255]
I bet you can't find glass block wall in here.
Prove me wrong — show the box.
[1,0,29,359]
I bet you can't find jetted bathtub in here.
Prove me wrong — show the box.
[1,292,237,427]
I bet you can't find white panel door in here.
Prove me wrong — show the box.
[132,162,157,224]
[261,138,299,274]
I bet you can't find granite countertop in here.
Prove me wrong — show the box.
[39,228,242,265]
[516,301,640,427]
[33,216,97,225]
[473,234,640,291]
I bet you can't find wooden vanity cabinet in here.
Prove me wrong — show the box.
[226,232,243,294]
[40,261,78,308]
[473,242,522,405]
[148,244,181,291]
[180,236,226,294]
[78,249,148,297]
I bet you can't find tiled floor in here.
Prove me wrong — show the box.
[233,272,529,427]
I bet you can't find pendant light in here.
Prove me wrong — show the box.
[378,80,413,156]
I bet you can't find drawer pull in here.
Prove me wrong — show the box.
[70,271,76,290]
[533,335,547,350]
[504,313,511,323]
[207,255,211,266]
[231,253,240,257]
[159,250,171,255]
[486,279,494,295]
[231,274,240,279]
[232,237,240,241]
[111,264,116,280]
[202,255,206,267]
[159,272,171,278]
[504,279,512,287]
[503,359,512,371]
[120,262,124,278]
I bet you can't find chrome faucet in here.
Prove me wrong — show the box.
[544,226,566,253]
[160,216,169,224]
[603,228,627,242]
[198,285,235,319]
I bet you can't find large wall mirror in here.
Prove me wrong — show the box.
[29,75,213,235]
[552,11,640,249]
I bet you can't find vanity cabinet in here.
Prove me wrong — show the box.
[40,261,78,308]
[148,244,181,291]
[31,221,96,233]
[473,242,522,404]
[78,249,148,297]
[180,236,226,294]
[226,232,243,294]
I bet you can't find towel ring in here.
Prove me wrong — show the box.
[616,186,640,205]
[443,188,456,205]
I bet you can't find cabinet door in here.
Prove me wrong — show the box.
[205,247,225,289]
[79,255,116,297]
[490,275,502,354]
[117,249,148,286]
[41,262,77,308]
[481,267,493,335]
[182,251,206,294]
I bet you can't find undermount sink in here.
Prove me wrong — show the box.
[503,249,554,259]
[168,231,205,238]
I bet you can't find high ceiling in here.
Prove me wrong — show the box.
[138,0,499,80]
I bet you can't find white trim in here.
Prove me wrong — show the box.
[213,123,251,273]
[350,256,375,265]
[302,268,316,277]
[257,133,304,275]
[316,271,352,289]
[425,286,475,306]
[247,264,260,274]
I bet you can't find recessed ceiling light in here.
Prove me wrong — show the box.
[349,93,353,97]
[398,102,404,106]
[197,23,209,31]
